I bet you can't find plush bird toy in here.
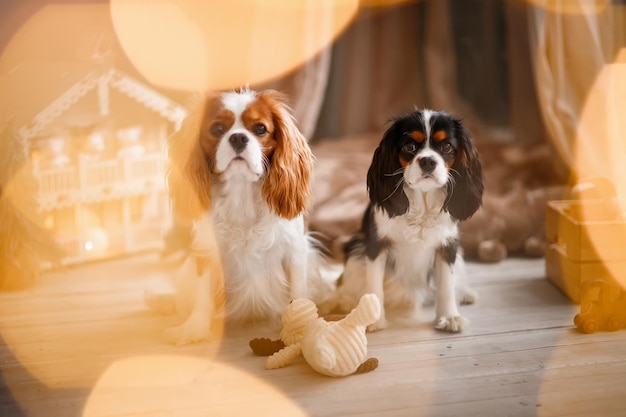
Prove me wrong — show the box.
[250,294,381,377]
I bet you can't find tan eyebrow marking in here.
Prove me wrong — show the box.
[433,130,447,142]
[409,131,425,142]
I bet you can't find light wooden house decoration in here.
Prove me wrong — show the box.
[18,68,187,265]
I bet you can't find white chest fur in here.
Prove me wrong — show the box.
[194,181,307,322]
[374,188,458,286]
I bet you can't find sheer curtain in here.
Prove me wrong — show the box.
[312,0,551,145]
[528,1,626,184]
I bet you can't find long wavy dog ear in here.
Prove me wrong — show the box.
[443,118,484,221]
[367,121,409,218]
[167,93,213,221]
[260,90,314,220]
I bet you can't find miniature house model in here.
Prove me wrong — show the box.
[19,68,187,265]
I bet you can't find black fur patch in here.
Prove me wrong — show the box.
[438,240,459,264]
[367,110,484,221]
[344,204,391,260]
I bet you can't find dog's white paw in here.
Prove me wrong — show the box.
[367,316,389,332]
[165,317,210,346]
[434,315,468,333]
[144,289,176,315]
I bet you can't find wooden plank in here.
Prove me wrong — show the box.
[2,256,626,417]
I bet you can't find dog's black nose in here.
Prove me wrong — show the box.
[418,156,437,173]
[229,133,249,154]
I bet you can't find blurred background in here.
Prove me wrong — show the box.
[1,0,625,289]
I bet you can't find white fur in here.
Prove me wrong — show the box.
[209,179,318,323]
[214,90,265,179]
[147,90,329,345]
[363,186,472,332]
[421,109,434,139]
[337,111,477,332]
[146,217,224,345]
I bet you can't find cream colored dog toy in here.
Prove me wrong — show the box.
[250,294,381,377]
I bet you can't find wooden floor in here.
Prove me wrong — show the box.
[1,253,625,417]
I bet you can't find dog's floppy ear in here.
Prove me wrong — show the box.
[367,121,409,217]
[167,94,213,221]
[261,90,314,219]
[444,118,484,221]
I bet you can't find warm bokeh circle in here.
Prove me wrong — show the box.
[109,0,359,91]
[574,49,626,289]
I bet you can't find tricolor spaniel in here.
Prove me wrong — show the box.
[148,89,329,344]
[335,109,484,332]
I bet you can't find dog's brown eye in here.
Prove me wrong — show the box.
[441,143,453,154]
[402,141,417,154]
[252,123,267,136]
[210,122,225,136]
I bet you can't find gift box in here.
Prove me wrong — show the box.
[545,199,626,303]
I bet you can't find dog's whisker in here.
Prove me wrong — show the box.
[381,178,404,203]
[261,154,271,171]
[340,108,483,337]
[383,168,405,177]
[447,172,458,190]
[162,88,329,346]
